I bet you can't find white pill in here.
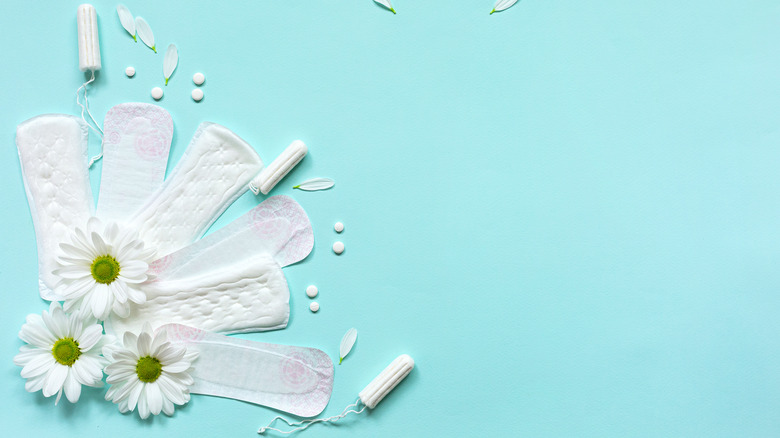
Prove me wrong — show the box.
[306,285,318,298]
[193,72,205,85]
[192,88,204,102]
[310,302,320,312]
[332,241,345,255]
[334,222,344,233]
[125,66,135,77]
[151,87,163,100]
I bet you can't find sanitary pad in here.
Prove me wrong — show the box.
[96,103,173,223]
[165,324,333,417]
[16,115,93,300]
[105,195,313,336]
[130,122,264,258]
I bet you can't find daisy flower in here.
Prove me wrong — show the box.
[104,323,198,419]
[13,302,109,404]
[53,217,155,320]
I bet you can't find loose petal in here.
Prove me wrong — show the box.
[491,0,519,14]
[163,44,178,85]
[135,17,156,52]
[373,0,396,14]
[339,328,358,365]
[293,177,335,191]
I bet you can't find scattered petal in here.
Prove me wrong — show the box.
[116,5,137,41]
[491,0,519,14]
[339,328,358,365]
[163,44,178,85]
[293,177,335,191]
[373,0,396,14]
[135,17,156,53]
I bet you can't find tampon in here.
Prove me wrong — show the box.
[259,354,415,434]
[249,140,308,195]
[77,4,101,72]
[358,354,415,409]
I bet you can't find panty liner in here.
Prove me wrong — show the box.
[164,323,334,417]
[16,115,93,300]
[105,254,290,336]
[105,196,313,336]
[130,122,264,258]
[96,103,173,223]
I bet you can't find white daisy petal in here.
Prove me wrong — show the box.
[162,395,175,416]
[76,324,103,351]
[86,216,102,234]
[138,385,151,419]
[59,242,95,260]
[128,380,144,411]
[42,364,68,397]
[156,345,185,364]
[52,265,92,280]
[112,299,131,318]
[123,332,139,350]
[111,281,129,304]
[105,222,119,244]
[20,353,56,378]
[156,374,187,404]
[119,260,149,278]
[63,371,82,403]
[162,360,191,374]
[91,231,110,255]
[137,331,153,356]
[25,373,47,392]
[19,321,56,348]
[14,345,48,366]
[146,381,163,415]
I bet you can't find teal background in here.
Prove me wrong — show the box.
[2,0,780,436]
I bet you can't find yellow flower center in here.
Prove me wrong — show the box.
[136,356,162,383]
[91,255,120,284]
[52,337,81,366]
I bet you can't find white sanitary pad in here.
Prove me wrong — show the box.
[164,323,334,417]
[130,122,264,258]
[96,103,173,223]
[16,115,94,300]
[105,195,313,336]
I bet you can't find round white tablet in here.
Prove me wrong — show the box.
[125,66,135,77]
[334,222,344,233]
[151,87,163,100]
[306,285,318,298]
[191,88,204,102]
[332,241,344,255]
[193,72,205,85]
[310,302,320,312]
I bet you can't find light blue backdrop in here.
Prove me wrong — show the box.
[2,1,780,436]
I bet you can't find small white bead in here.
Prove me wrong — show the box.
[151,87,163,100]
[191,88,204,102]
[332,241,344,255]
[334,222,344,233]
[306,285,318,298]
[125,66,135,77]
[193,72,205,85]
[310,302,320,312]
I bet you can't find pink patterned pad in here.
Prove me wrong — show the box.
[164,323,333,417]
[96,103,173,223]
[149,195,313,279]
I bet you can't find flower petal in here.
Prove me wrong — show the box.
[91,231,110,255]
[146,381,163,415]
[42,363,68,397]
[76,324,103,352]
[63,370,82,403]
[137,331,153,356]
[20,351,56,378]
[138,385,151,419]
[162,396,175,416]
[162,360,191,374]
[52,264,92,280]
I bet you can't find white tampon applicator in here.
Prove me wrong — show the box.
[249,140,308,195]
[259,354,415,434]
[75,4,105,166]
[77,4,101,72]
